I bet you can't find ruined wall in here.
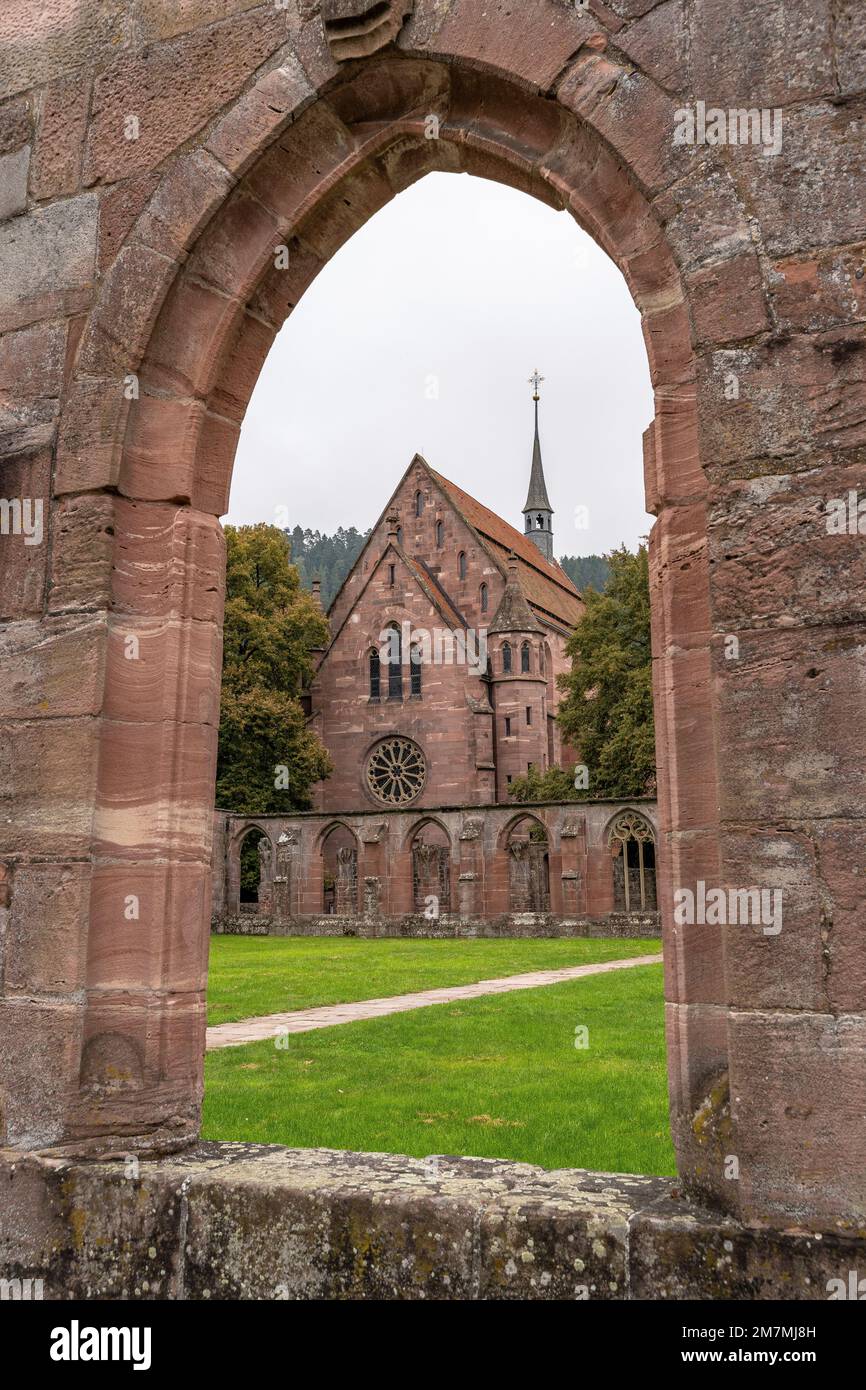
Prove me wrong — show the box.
[212,799,659,927]
[0,0,864,1235]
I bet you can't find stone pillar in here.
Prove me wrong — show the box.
[334,847,358,916]
[272,830,298,924]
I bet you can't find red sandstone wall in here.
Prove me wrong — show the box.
[1,0,864,1232]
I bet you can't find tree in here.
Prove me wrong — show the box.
[286,523,369,608]
[558,553,611,595]
[509,765,581,803]
[216,524,332,814]
[557,544,655,799]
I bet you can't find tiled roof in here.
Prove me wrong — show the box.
[428,468,583,630]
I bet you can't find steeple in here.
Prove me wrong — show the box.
[522,369,554,561]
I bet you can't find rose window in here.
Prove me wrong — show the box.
[364,737,427,805]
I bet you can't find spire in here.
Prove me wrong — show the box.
[489,552,544,635]
[522,370,554,560]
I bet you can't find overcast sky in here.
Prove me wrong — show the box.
[228,172,655,558]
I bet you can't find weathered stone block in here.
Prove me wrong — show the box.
[83,10,288,184]
[48,492,116,612]
[409,0,594,92]
[0,717,100,859]
[715,623,866,823]
[0,0,129,103]
[88,862,211,993]
[690,0,835,107]
[0,999,82,1148]
[30,73,90,200]
[0,191,96,333]
[5,862,91,996]
[0,615,106,721]
[93,717,217,863]
[0,145,29,221]
[0,448,50,619]
[728,1010,866,1231]
[109,500,224,623]
[103,615,221,727]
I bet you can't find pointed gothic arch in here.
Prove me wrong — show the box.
[24,16,837,1230]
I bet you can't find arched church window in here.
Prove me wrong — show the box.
[368,648,381,700]
[521,641,530,673]
[480,583,488,613]
[415,490,423,517]
[502,642,512,673]
[539,646,545,675]
[397,526,403,545]
[410,641,422,697]
[384,623,402,700]
[536,514,544,530]
[458,551,467,580]
[436,520,444,547]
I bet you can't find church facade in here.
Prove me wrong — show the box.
[306,445,583,812]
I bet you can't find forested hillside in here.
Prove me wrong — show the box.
[288,523,610,610]
[286,526,369,609]
[558,553,610,594]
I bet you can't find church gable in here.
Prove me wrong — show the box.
[316,534,474,682]
[326,454,505,646]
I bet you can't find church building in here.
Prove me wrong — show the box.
[212,379,660,935]
[307,378,583,812]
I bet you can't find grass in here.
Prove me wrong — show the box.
[206,934,661,1025]
[203,962,674,1176]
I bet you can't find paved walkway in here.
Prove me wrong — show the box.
[206,952,663,1050]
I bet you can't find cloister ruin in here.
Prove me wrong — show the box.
[0,0,864,1298]
[212,801,660,934]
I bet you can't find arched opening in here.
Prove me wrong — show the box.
[50,41,745,1216]
[384,621,403,700]
[320,824,359,917]
[506,816,550,914]
[502,642,512,674]
[368,646,381,700]
[237,827,271,916]
[608,811,658,914]
[410,820,451,915]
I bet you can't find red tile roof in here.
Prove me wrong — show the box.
[428,468,584,630]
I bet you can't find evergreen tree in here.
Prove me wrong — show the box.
[558,553,611,594]
[216,524,332,813]
[286,524,369,608]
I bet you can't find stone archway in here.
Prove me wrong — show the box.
[3,1,863,1234]
[320,823,359,915]
[608,809,657,914]
[505,814,551,914]
[408,818,452,915]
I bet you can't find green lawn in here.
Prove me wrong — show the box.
[206,934,662,1025]
[203,962,674,1175]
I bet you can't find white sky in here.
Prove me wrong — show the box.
[228,172,655,557]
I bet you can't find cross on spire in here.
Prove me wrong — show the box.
[528,368,544,401]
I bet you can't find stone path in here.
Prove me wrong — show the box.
[206,952,663,1050]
